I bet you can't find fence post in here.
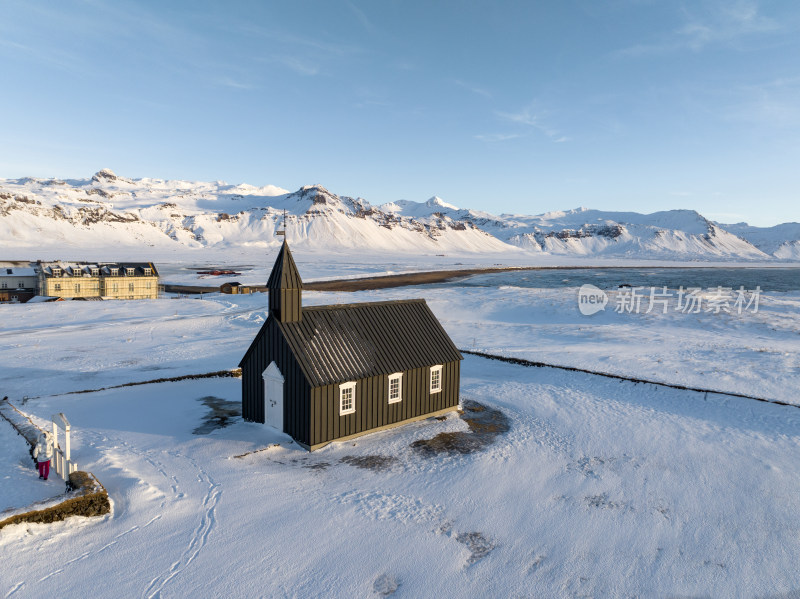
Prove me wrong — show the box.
[51,419,60,477]
[51,413,75,480]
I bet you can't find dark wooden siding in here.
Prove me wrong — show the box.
[269,288,301,322]
[309,359,460,446]
[241,318,311,445]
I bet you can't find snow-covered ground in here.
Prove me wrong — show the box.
[1,281,800,596]
[1,284,796,403]
[0,421,64,513]
[3,360,800,596]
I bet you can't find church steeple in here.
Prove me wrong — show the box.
[267,240,303,322]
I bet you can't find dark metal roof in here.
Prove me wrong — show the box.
[243,298,463,387]
[266,241,303,290]
[40,262,159,277]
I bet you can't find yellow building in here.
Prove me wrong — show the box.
[37,262,159,300]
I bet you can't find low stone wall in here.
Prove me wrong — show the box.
[0,396,41,447]
[0,471,110,530]
[0,397,111,530]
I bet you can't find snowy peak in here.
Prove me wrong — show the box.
[287,184,347,213]
[92,168,119,182]
[0,170,797,260]
[720,221,800,259]
[379,196,464,219]
[0,172,512,255]
[483,207,769,259]
[535,207,590,220]
[426,196,459,211]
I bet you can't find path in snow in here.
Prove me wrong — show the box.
[2,362,800,597]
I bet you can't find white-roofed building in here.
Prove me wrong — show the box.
[0,267,37,303]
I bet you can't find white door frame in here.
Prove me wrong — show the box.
[262,361,284,431]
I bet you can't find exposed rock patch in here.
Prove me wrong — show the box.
[193,396,241,435]
[340,455,397,472]
[410,400,510,456]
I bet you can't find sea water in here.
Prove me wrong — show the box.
[434,267,800,292]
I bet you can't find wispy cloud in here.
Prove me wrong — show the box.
[496,107,570,142]
[0,1,209,80]
[230,24,362,79]
[216,77,258,90]
[264,55,320,76]
[452,79,492,99]
[236,25,362,57]
[723,76,800,128]
[0,37,90,76]
[617,0,781,56]
[0,39,27,52]
[474,133,522,142]
[345,1,375,33]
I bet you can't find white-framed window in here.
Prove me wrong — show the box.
[17,281,24,288]
[126,268,135,276]
[75,283,81,293]
[91,268,99,276]
[430,365,443,393]
[54,283,61,292]
[144,267,152,276]
[146,281,152,289]
[0,283,6,289]
[110,268,119,276]
[128,283,134,292]
[73,266,82,276]
[388,373,403,404]
[112,282,119,292]
[52,268,61,277]
[339,382,356,415]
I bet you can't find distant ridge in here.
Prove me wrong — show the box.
[0,170,797,260]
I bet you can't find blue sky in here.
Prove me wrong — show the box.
[1,1,798,226]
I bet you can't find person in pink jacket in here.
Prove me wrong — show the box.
[33,432,54,481]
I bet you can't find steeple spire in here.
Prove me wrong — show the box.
[266,240,303,322]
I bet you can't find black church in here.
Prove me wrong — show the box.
[239,241,463,450]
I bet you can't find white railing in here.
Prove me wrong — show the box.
[51,412,77,479]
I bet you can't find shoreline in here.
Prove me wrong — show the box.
[163,263,800,294]
[164,266,531,294]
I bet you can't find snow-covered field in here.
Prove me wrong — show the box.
[2,283,795,403]
[2,282,800,597]
[0,421,65,513]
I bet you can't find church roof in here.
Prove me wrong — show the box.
[240,299,463,387]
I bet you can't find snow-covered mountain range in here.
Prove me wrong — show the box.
[1,169,798,261]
